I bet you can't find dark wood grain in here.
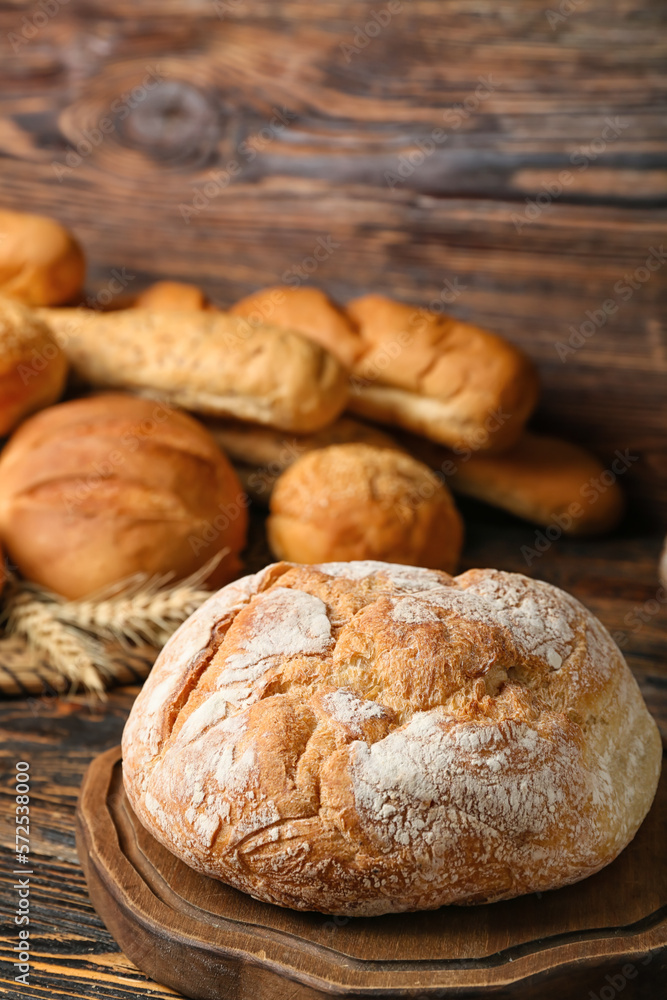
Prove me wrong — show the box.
[0,0,665,517]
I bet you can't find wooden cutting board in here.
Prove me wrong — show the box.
[76,745,667,1000]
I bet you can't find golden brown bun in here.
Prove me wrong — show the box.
[37,307,348,433]
[346,294,539,452]
[660,537,667,589]
[0,297,68,435]
[0,209,85,306]
[134,281,208,311]
[123,560,662,915]
[0,394,248,599]
[267,443,463,573]
[404,431,625,536]
[230,286,361,369]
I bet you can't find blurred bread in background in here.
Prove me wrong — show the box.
[207,414,399,471]
[0,297,68,436]
[404,431,626,536]
[230,285,361,369]
[0,393,248,599]
[267,442,463,572]
[346,294,539,452]
[134,281,208,311]
[0,209,85,306]
[37,307,349,432]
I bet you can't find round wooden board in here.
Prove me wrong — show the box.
[75,746,667,1000]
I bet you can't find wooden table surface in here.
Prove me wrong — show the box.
[0,0,665,996]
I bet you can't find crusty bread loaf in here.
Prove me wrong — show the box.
[37,307,348,432]
[134,281,208,311]
[346,295,539,452]
[230,286,361,369]
[267,443,463,572]
[0,209,85,306]
[123,559,662,915]
[0,394,247,599]
[403,431,626,536]
[0,296,68,435]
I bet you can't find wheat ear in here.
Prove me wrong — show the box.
[5,590,107,694]
[51,552,226,647]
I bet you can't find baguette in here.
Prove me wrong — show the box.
[0,296,68,434]
[38,307,348,432]
[404,430,625,535]
[230,285,360,369]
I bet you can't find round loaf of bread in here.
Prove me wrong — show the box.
[0,209,85,306]
[267,443,463,573]
[122,560,662,916]
[0,393,248,598]
[0,297,68,435]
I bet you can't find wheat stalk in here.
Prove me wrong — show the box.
[5,590,107,695]
[1,552,226,694]
[52,553,225,647]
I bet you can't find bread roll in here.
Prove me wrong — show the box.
[403,431,626,536]
[230,286,360,369]
[0,394,247,599]
[660,536,667,590]
[0,209,85,306]
[267,443,463,572]
[346,294,539,452]
[0,297,68,435]
[37,307,348,432]
[134,281,208,311]
[123,560,662,915]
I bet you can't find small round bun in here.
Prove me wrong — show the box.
[0,209,85,306]
[267,443,463,573]
[0,297,68,435]
[134,281,208,312]
[0,393,248,598]
[123,560,662,916]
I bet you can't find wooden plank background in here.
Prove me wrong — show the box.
[0,0,665,518]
